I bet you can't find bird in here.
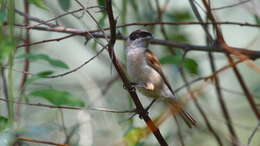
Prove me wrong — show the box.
[126,29,196,128]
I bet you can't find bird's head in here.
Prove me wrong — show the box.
[127,29,153,47]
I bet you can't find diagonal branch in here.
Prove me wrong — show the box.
[104,0,168,145]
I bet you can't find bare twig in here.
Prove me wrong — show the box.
[17,137,68,146]
[19,0,31,92]
[101,74,119,95]
[179,67,223,146]
[29,6,102,28]
[212,0,250,11]
[247,121,260,146]
[45,46,106,78]
[201,0,239,145]
[0,97,135,113]
[226,54,260,120]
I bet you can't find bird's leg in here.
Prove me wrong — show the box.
[130,82,155,91]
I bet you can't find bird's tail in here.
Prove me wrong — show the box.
[166,99,197,128]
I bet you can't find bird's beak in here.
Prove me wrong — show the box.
[145,36,153,41]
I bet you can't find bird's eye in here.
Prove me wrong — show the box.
[129,33,137,41]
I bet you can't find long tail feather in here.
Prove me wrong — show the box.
[167,99,197,128]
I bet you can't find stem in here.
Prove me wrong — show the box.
[7,0,15,122]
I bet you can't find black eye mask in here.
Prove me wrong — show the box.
[129,31,152,41]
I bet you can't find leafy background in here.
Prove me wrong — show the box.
[0,0,260,146]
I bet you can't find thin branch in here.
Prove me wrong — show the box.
[0,68,11,116]
[17,137,68,146]
[201,0,239,145]
[16,33,76,49]
[15,22,260,59]
[247,121,260,146]
[74,0,109,42]
[179,67,223,146]
[0,97,135,113]
[101,74,119,95]
[212,0,250,11]
[226,54,260,120]
[29,6,102,28]
[45,46,106,78]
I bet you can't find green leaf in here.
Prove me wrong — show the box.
[29,0,48,9]
[26,71,54,86]
[124,127,146,146]
[17,53,69,69]
[254,15,260,25]
[183,58,198,74]
[0,10,6,24]
[166,10,192,22]
[97,0,105,7]
[160,56,199,74]
[170,33,188,42]
[30,89,85,107]
[160,55,183,65]
[58,0,71,11]
[0,116,8,131]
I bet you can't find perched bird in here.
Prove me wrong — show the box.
[126,29,196,127]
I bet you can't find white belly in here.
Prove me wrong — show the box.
[126,50,164,98]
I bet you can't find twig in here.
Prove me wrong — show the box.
[174,116,185,146]
[101,75,119,95]
[45,46,106,78]
[226,55,260,120]
[247,121,260,146]
[0,97,135,113]
[0,68,11,116]
[15,9,57,27]
[201,0,239,145]
[212,0,250,11]
[74,0,108,42]
[16,0,31,121]
[29,6,102,28]
[179,67,223,146]
[17,137,68,146]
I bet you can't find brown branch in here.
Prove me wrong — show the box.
[16,33,76,49]
[104,0,168,145]
[15,21,260,60]
[226,54,260,120]
[179,67,223,146]
[201,1,239,145]
[19,1,30,91]
[17,137,68,146]
[16,0,31,123]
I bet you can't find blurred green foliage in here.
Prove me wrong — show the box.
[0,116,8,131]
[58,0,71,11]
[17,53,69,69]
[28,0,48,9]
[30,88,85,107]
[160,56,199,74]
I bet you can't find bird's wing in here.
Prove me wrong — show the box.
[144,49,176,97]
